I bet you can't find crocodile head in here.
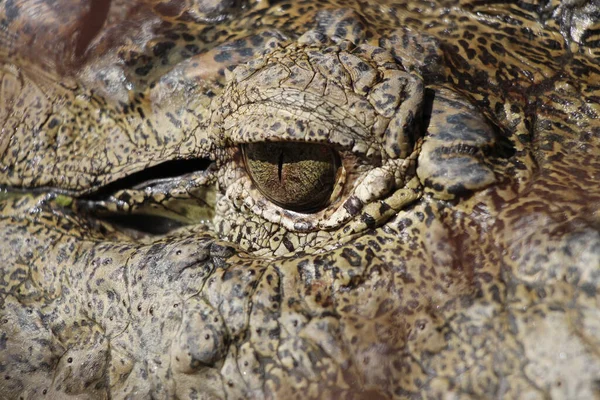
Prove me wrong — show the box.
[1,1,599,399]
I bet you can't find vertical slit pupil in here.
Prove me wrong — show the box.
[278,151,284,182]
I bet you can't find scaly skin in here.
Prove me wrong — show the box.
[1,1,599,399]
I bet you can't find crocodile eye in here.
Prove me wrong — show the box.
[242,142,341,213]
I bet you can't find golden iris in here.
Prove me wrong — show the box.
[242,142,340,213]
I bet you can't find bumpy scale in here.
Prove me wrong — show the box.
[0,1,599,399]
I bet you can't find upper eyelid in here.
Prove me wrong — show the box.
[215,104,382,161]
[211,70,386,155]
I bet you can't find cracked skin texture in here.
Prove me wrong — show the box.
[0,0,600,399]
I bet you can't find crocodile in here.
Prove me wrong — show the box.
[1,0,599,398]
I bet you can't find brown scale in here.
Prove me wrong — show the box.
[0,0,599,399]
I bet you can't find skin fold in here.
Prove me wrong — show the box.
[0,0,599,398]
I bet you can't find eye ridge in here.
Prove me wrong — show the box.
[242,142,341,213]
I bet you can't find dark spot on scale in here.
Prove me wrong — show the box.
[47,118,60,129]
[4,0,19,22]
[248,35,263,48]
[222,271,234,281]
[152,42,175,57]
[361,213,377,228]
[185,44,200,54]
[341,248,362,267]
[356,61,370,72]
[214,52,231,63]
[415,211,425,222]
[432,182,444,192]
[182,33,195,42]
[269,327,280,339]
[490,42,505,56]
[282,237,295,252]
[490,285,502,303]
[354,23,365,36]
[335,27,347,37]
[581,283,597,297]
[463,30,475,40]
[447,183,469,195]
[378,202,391,214]
[592,378,600,394]
[67,357,73,363]
[237,47,254,57]
[135,64,153,76]
[344,196,362,216]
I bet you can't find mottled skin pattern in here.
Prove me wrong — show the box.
[1,0,600,399]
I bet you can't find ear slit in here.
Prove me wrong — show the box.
[80,157,213,200]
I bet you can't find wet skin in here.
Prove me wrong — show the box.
[0,1,599,399]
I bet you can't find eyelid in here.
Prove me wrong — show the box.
[213,90,384,161]
[212,43,424,236]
